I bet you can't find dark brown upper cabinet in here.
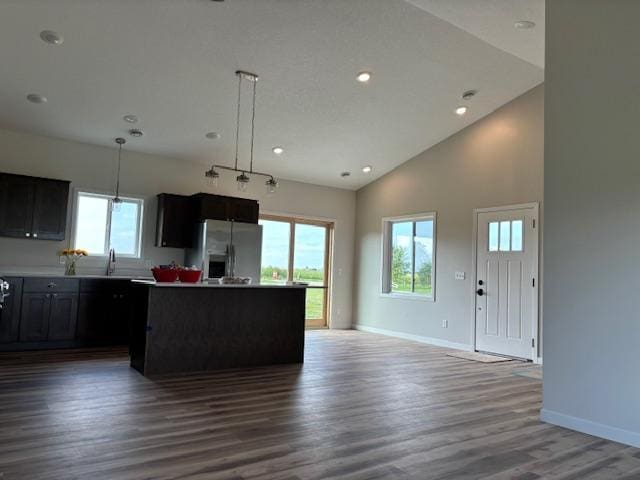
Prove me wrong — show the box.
[191,193,259,224]
[155,194,192,248]
[0,173,70,241]
[156,193,259,248]
[228,197,260,224]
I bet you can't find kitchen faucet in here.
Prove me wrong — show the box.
[106,248,116,276]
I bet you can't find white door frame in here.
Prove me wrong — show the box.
[470,202,540,363]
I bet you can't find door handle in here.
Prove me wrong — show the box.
[476,289,484,296]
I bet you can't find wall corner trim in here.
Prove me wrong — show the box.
[540,409,640,448]
[352,324,473,352]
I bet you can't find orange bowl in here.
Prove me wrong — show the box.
[178,269,202,283]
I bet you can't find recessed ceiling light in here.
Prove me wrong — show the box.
[123,114,139,124]
[455,106,468,116]
[514,20,536,29]
[128,128,144,138]
[340,171,351,177]
[362,165,372,173]
[272,146,284,155]
[356,71,372,83]
[26,93,47,104]
[40,30,64,46]
[205,131,220,140]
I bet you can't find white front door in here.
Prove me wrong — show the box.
[475,206,538,360]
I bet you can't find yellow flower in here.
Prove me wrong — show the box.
[59,249,88,257]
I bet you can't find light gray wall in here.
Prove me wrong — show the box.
[0,128,356,328]
[353,84,543,348]
[541,1,640,447]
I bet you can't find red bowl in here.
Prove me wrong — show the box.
[178,269,202,283]
[151,268,179,283]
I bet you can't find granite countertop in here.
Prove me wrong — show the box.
[131,279,312,289]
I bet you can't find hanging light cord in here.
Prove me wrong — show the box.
[234,73,242,171]
[115,142,122,199]
[249,76,257,174]
[209,70,275,188]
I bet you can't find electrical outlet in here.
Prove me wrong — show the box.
[58,256,65,265]
[455,271,466,280]
[442,319,448,328]
[144,260,153,269]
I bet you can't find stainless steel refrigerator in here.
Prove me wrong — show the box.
[185,220,262,282]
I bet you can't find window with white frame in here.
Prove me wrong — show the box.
[382,213,436,298]
[488,220,523,252]
[73,191,144,257]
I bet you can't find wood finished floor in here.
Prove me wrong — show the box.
[0,330,639,480]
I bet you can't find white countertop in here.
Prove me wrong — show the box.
[131,279,313,289]
[0,272,153,280]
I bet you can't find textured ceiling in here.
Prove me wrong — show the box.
[405,0,545,68]
[0,0,543,189]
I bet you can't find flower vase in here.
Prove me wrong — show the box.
[64,258,77,276]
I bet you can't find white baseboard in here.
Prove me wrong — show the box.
[352,324,472,352]
[540,409,640,448]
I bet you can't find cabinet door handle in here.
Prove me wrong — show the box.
[48,282,57,288]
[52,293,57,298]
[33,233,38,238]
[25,233,31,237]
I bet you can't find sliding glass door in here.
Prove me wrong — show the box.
[259,215,333,327]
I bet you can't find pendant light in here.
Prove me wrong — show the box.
[113,137,126,211]
[205,70,279,195]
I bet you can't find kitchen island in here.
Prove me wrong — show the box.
[129,280,307,376]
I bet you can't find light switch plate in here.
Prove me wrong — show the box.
[455,271,466,280]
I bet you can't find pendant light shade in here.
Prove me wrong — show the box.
[205,166,220,188]
[236,172,250,192]
[265,177,278,194]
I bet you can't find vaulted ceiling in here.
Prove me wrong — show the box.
[0,0,544,189]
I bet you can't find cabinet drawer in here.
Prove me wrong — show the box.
[80,279,131,294]
[23,277,79,293]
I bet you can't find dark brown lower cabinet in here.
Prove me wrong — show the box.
[0,278,23,343]
[77,280,132,346]
[19,292,78,342]
[77,292,111,345]
[0,276,133,351]
[48,293,79,341]
[19,293,51,342]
